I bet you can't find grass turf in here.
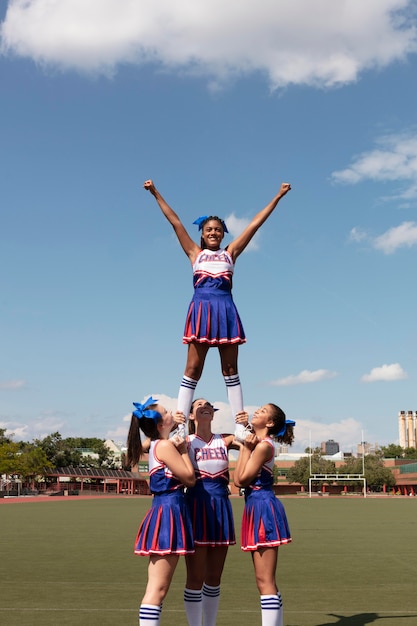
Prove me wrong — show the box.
[1,496,416,625]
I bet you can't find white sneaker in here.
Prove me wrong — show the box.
[234,424,253,443]
[173,423,186,439]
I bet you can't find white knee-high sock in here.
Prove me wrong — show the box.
[224,374,244,436]
[277,592,283,626]
[178,376,198,417]
[260,594,283,626]
[139,604,161,625]
[184,587,203,626]
[202,584,221,626]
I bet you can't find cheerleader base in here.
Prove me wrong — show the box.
[241,488,292,552]
[134,490,194,556]
[186,481,236,546]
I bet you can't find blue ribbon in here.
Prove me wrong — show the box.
[132,397,161,422]
[193,215,229,233]
[276,419,296,438]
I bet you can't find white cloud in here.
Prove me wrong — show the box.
[0,379,27,390]
[0,409,70,441]
[0,421,28,440]
[349,227,368,243]
[105,418,131,444]
[1,395,385,453]
[373,221,417,253]
[107,395,367,453]
[1,1,416,88]
[361,363,407,382]
[349,220,417,253]
[270,369,338,387]
[225,213,259,251]
[331,132,417,201]
[295,417,365,454]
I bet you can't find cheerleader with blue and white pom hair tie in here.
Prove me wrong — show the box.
[126,397,196,626]
[233,403,295,626]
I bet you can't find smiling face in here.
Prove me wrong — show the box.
[251,404,276,431]
[250,403,287,438]
[191,398,215,422]
[202,219,224,250]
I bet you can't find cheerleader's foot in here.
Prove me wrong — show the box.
[234,424,253,443]
[172,423,186,439]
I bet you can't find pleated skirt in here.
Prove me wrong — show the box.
[241,488,292,552]
[183,288,246,345]
[134,490,194,556]
[185,481,236,546]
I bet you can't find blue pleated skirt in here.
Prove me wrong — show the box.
[183,288,246,345]
[241,488,292,551]
[134,490,195,556]
[185,481,236,546]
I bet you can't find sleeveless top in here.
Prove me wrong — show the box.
[249,437,276,490]
[187,433,230,485]
[148,440,183,495]
[192,248,234,293]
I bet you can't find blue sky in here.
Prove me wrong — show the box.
[1,0,417,453]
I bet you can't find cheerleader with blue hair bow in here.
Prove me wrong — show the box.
[143,179,291,440]
[127,397,196,626]
[233,404,295,626]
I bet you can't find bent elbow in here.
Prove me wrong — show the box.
[236,475,252,488]
[184,474,196,488]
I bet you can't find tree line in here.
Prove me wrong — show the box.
[1,428,416,491]
[0,429,123,487]
[286,444,417,491]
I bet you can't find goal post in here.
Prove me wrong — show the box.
[308,473,367,498]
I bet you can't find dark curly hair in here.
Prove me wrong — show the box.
[266,403,295,446]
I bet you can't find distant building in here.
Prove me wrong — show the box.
[321,439,340,455]
[74,441,125,468]
[357,441,378,457]
[398,411,417,449]
[276,444,289,455]
[75,448,99,461]
[104,439,125,468]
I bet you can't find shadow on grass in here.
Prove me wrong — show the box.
[313,613,417,626]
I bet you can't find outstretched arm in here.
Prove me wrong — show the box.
[227,182,291,261]
[143,179,200,262]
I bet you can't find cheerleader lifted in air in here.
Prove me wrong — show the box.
[143,179,291,439]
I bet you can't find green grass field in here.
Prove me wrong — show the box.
[1,496,416,626]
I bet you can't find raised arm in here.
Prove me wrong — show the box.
[227,182,291,261]
[143,179,200,261]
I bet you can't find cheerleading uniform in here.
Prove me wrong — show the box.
[183,248,246,345]
[241,437,291,551]
[185,434,235,546]
[134,440,194,556]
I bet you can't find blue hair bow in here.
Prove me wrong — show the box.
[193,215,229,233]
[132,397,161,422]
[277,419,296,438]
